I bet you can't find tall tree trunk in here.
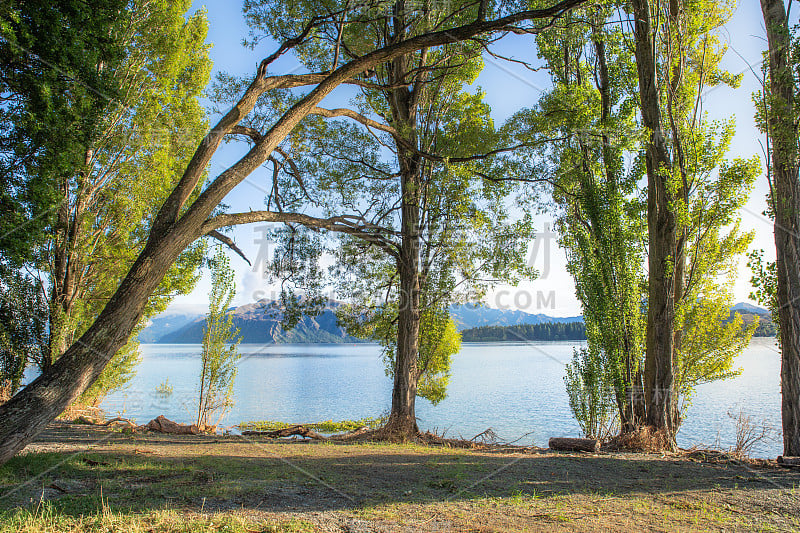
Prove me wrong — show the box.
[630,0,677,437]
[381,14,423,437]
[386,192,421,436]
[761,0,800,457]
[48,166,93,367]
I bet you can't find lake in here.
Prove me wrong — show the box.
[101,337,783,458]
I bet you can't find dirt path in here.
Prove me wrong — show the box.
[1,422,798,532]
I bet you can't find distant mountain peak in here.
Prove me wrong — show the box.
[731,302,770,315]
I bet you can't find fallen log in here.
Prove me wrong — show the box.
[777,456,800,467]
[102,416,137,428]
[145,415,200,435]
[72,415,136,428]
[548,437,601,452]
[72,415,101,425]
[241,424,326,440]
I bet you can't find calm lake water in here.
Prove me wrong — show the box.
[101,337,783,458]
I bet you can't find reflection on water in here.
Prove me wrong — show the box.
[101,337,782,457]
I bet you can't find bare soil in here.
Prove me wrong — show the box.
[1,421,799,532]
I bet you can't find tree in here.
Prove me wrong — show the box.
[0,266,47,396]
[242,0,535,436]
[517,0,757,441]
[564,347,616,439]
[628,0,681,437]
[1,1,127,400]
[197,249,241,429]
[0,0,587,464]
[44,0,210,404]
[759,0,800,456]
[1,0,211,406]
[512,4,647,432]
[674,294,755,415]
[627,0,756,441]
[0,0,126,267]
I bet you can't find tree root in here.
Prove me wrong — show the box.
[605,426,676,453]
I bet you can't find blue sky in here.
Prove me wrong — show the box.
[171,0,776,317]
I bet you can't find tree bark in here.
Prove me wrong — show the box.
[0,230,192,464]
[382,17,422,437]
[630,0,677,437]
[548,437,601,452]
[386,179,422,437]
[761,0,800,457]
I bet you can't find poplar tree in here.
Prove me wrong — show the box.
[516,0,757,442]
[758,0,800,456]
[197,249,241,429]
[1,0,212,404]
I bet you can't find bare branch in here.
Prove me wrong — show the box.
[309,106,399,136]
[229,125,263,143]
[202,211,400,258]
[207,230,251,266]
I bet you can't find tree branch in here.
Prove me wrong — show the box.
[309,106,400,136]
[207,230,251,266]
[202,211,400,258]
[169,0,587,250]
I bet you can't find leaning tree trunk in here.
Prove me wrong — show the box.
[762,0,800,457]
[0,230,193,464]
[630,0,677,438]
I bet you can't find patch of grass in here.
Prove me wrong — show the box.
[239,416,385,433]
[0,501,317,532]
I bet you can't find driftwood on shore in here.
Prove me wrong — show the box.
[548,437,601,452]
[145,415,200,435]
[241,424,327,440]
[72,415,137,428]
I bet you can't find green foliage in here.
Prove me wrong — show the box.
[239,416,386,433]
[515,1,758,434]
[748,249,779,339]
[512,6,647,430]
[461,322,586,342]
[1,0,211,405]
[155,378,174,398]
[229,0,535,415]
[416,310,460,405]
[564,347,616,439]
[675,294,755,414]
[340,304,460,405]
[0,0,126,266]
[0,267,47,395]
[197,250,241,428]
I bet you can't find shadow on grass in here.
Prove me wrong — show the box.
[1,424,798,518]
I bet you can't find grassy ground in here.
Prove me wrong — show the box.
[0,422,798,532]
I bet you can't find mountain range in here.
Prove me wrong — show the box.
[139,300,584,344]
[139,299,771,344]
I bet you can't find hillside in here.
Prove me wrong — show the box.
[449,303,582,331]
[154,299,362,344]
[462,322,587,342]
[139,301,772,343]
[141,301,584,344]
